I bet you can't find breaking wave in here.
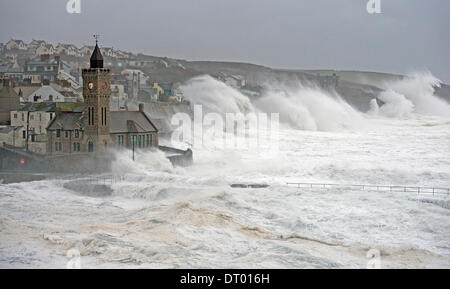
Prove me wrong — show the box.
[181,72,450,132]
[181,75,365,131]
[254,86,365,131]
[374,72,450,118]
[180,75,254,114]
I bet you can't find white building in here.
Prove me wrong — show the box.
[26,85,67,103]
[35,43,55,56]
[28,39,47,50]
[56,43,81,57]
[6,39,27,50]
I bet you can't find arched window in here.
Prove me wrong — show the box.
[88,141,94,153]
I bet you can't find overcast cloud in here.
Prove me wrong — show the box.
[0,0,449,82]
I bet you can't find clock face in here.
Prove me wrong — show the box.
[88,82,94,90]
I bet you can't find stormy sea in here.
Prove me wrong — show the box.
[1,72,449,268]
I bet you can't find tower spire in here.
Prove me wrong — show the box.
[90,34,104,69]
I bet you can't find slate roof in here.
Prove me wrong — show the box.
[29,85,65,101]
[149,118,172,134]
[14,86,40,99]
[47,112,83,131]
[0,126,23,134]
[45,106,159,134]
[0,84,18,99]
[110,111,158,134]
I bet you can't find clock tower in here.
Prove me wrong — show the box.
[82,38,112,153]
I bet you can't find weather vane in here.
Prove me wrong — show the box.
[93,34,100,45]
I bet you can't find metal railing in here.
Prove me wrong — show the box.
[82,175,126,185]
[286,182,450,196]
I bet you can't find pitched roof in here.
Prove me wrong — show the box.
[47,112,83,131]
[110,111,158,134]
[29,85,65,101]
[0,83,18,99]
[14,86,40,99]
[149,118,172,134]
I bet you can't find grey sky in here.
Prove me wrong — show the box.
[1,0,449,82]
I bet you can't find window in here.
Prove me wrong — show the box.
[50,113,53,120]
[56,129,61,138]
[75,129,79,138]
[22,130,26,139]
[14,113,17,119]
[73,142,80,152]
[30,115,34,120]
[138,135,143,148]
[21,113,24,121]
[131,135,137,148]
[65,131,69,138]
[55,142,62,152]
[147,134,152,147]
[88,141,94,153]
[117,135,124,148]
[88,107,95,126]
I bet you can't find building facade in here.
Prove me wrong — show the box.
[24,55,60,84]
[46,42,158,156]
[0,77,20,125]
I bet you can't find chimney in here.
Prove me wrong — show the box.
[55,106,62,117]
[139,103,144,112]
[3,76,10,87]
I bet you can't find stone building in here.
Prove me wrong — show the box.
[10,102,83,154]
[46,41,158,155]
[0,125,26,148]
[0,77,20,125]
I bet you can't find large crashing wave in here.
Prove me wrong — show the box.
[373,72,450,118]
[180,75,365,131]
[179,75,254,114]
[180,72,450,132]
[254,86,365,131]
